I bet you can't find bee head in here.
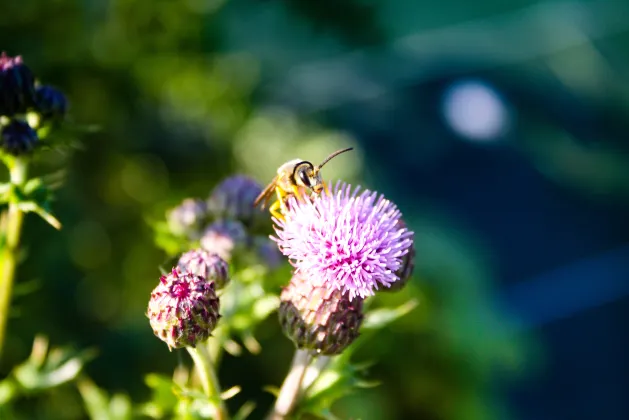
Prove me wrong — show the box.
[293,161,322,192]
[293,147,353,195]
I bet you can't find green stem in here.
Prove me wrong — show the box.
[0,158,28,360]
[267,349,313,420]
[300,355,331,392]
[186,344,229,420]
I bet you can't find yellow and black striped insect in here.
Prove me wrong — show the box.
[253,147,353,220]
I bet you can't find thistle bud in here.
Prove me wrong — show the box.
[35,85,67,120]
[166,198,207,238]
[178,249,230,290]
[0,52,36,116]
[1,120,38,156]
[147,269,220,350]
[200,220,247,262]
[279,273,364,355]
[207,175,265,228]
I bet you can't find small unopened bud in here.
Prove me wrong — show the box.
[178,249,230,290]
[0,53,36,116]
[147,269,220,350]
[167,198,207,238]
[200,220,247,261]
[1,120,38,156]
[279,273,363,355]
[35,85,67,120]
[207,175,265,227]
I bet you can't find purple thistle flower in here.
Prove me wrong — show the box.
[272,181,414,300]
[177,249,230,289]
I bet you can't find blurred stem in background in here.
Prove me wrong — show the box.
[0,157,28,360]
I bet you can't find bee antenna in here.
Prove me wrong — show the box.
[315,147,354,172]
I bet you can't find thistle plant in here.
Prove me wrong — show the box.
[0,52,74,358]
[0,52,95,417]
[145,175,416,420]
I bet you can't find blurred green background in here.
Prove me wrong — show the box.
[2,0,629,419]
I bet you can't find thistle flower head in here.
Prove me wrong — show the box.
[0,52,35,116]
[177,249,230,289]
[207,175,265,227]
[1,120,38,156]
[200,220,247,261]
[167,198,207,238]
[279,272,363,355]
[147,269,220,350]
[273,181,414,300]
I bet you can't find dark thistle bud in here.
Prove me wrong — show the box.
[200,220,247,262]
[35,85,67,120]
[166,198,207,238]
[178,249,230,290]
[147,269,221,350]
[279,273,364,355]
[1,119,38,156]
[207,175,265,227]
[0,52,36,116]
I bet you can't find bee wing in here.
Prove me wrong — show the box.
[253,176,278,209]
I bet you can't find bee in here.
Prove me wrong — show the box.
[253,147,354,220]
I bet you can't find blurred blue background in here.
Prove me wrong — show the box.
[2,0,629,418]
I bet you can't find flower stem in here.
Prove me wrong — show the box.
[300,355,331,392]
[267,349,313,420]
[0,158,28,360]
[186,344,229,420]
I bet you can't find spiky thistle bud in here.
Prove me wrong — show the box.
[35,85,67,120]
[0,52,36,116]
[178,249,230,290]
[147,269,220,350]
[200,220,247,262]
[166,198,207,239]
[279,273,364,355]
[207,175,265,228]
[1,119,38,156]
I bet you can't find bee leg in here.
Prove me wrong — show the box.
[291,185,305,202]
[269,200,285,222]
